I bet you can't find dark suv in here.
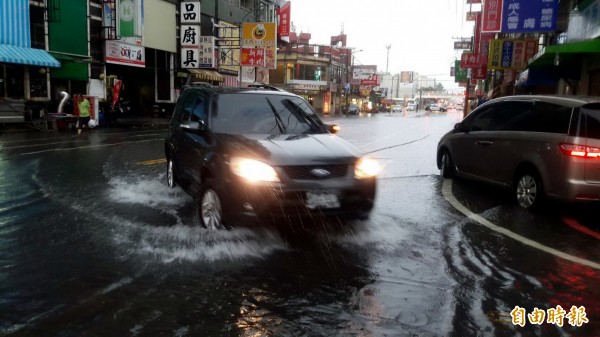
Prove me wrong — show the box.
[165,83,379,229]
[437,95,600,209]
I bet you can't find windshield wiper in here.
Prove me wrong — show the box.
[265,97,286,133]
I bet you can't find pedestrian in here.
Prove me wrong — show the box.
[77,95,91,135]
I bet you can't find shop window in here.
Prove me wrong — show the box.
[30,5,46,49]
[30,68,49,98]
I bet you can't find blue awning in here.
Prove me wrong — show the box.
[0,44,61,67]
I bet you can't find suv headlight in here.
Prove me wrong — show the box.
[354,157,380,179]
[230,157,280,182]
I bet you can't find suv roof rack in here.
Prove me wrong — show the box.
[247,83,284,92]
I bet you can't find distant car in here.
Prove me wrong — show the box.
[392,104,403,112]
[346,104,360,115]
[437,95,600,209]
[165,83,379,229]
[439,105,448,112]
[407,104,416,111]
[429,104,441,112]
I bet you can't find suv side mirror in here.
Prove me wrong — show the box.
[454,122,466,133]
[180,120,206,132]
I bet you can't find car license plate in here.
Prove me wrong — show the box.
[306,190,340,209]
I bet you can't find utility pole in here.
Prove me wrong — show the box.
[385,44,391,74]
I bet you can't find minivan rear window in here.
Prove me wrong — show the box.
[581,103,600,140]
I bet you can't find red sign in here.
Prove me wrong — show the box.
[482,0,503,32]
[241,48,265,66]
[472,64,488,80]
[478,33,494,66]
[460,52,479,69]
[277,1,291,37]
[360,74,378,86]
[112,80,122,109]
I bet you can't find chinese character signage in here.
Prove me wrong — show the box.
[454,41,473,49]
[277,1,291,37]
[242,22,277,69]
[461,51,479,69]
[488,38,538,70]
[483,0,558,33]
[106,40,145,67]
[198,36,216,68]
[454,60,468,82]
[181,25,200,47]
[180,1,200,24]
[241,48,265,67]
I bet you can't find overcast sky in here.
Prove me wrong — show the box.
[290,0,480,88]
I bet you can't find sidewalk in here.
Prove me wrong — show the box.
[0,116,171,135]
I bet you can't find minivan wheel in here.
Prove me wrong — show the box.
[440,150,455,178]
[515,172,543,209]
[199,179,227,230]
[167,158,176,188]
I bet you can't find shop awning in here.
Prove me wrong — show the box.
[187,69,223,82]
[528,39,600,68]
[0,44,61,67]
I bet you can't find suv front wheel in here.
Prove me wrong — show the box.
[199,179,228,230]
[167,158,177,188]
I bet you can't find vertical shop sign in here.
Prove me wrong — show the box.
[198,36,215,68]
[277,1,291,37]
[180,1,200,24]
[482,0,504,32]
[501,40,514,68]
[179,1,201,69]
[454,60,468,82]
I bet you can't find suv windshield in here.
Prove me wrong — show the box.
[211,94,323,135]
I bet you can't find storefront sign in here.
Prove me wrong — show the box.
[180,25,200,47]
[488,38,538,70]
[454,60,468,82]
[198,36,216,68]
[290,84,322,91]
[105,40,145,67]
[466,11,480,21]
[242,22,277,69]
[277,1,291,37]
[472,64,488,80]
[118,0,142,37]
[361,74,378,86]
[483,0,558,33]
[454,41,472,49]
[241,48,265,66]
[180,1,200,24]
[460,51,479,68]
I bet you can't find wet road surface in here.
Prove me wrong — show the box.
[1,110,599,336]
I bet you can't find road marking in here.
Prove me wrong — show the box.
[19,138,163,155]
[442,179,600,271]
[562,216,600,240]
[138,158,166,166]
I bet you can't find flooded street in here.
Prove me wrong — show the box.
[1,110,599,336]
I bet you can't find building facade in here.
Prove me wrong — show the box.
[1,0,281,123]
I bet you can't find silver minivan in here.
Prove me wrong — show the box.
[437,95,600,209]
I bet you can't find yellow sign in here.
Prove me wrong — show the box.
[242,22,276,47]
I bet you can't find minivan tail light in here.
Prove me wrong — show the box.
[559,144,600,159]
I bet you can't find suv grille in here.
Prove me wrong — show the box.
[282,165,348,180]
